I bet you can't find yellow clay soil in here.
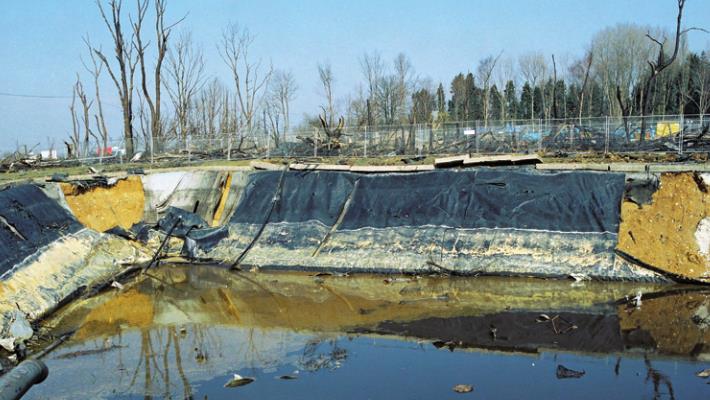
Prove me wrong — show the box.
[617,172,710,282]
[61,176,145,232]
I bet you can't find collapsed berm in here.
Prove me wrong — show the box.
[0,162,709,350]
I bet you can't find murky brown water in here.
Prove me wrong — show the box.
[24,264,710,399]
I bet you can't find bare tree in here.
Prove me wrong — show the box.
[639,0,705,141]
[591,23,659,140]
[519,52,548,118]
[359,51,384,126]
[93,0,139,156]
[193,78,225,139]
[266,69,297,146]
[318,62,336,126]
[494,56,517,122]
[73,76,97,158]
[569,50,594,123]
[134,0,184,151]
[686,49,710,123]
[166,31,205,143]
[82,36,110,157]
[136,92,151,152]
[394,53,415,123]
[219,23,273,135]
[68,85,80,158]
[477,52,503,127]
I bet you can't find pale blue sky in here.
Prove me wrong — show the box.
[1,0,709,152]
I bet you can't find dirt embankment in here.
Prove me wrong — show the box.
[618,173,710,281]
[60,176,145,232]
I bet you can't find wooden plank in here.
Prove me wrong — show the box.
[350,165,421,173]
[536,163,610,171]
[288,163,312,171]
[648,163,710,173]
[434,154,469,167]
[462,154,541,166]
[289,163,350,171]
[316,164,351,171]
[250,160,282,170]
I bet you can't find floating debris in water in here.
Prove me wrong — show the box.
[224,373,255,388]
[569,273,590,282]
[432,340,460,351]
[195,347,207,363]
[383,277,414,284]
[453,384,473,393]
[312,272,349,278]
[556,365,585,379]
[536,314,551,322]
[624,291,643,309]
[536,314,577,334]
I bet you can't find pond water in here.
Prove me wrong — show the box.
[25,265,710,399]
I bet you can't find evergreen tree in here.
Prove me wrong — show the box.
[590,82,604,117]
[490,84,502,120]
[436,83,446,115]
[566,83,580,118]
[554,80,567,119]
[411,88,435,123]
[504,80,518,119]
[533,86,544,118]
[464,73,477,120]
[449,73,466,120]
[520,82,533,120]
[543,79,555,119]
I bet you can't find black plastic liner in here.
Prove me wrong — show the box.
[231,171,355,226]
[157,206,209,237]
[231,169,625,233]
[155,206,229,254]
[358,311,625,354]
[0,185,83,276]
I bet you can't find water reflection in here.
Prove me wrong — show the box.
[29,265,710,399]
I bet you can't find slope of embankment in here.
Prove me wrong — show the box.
[0,161,708,354]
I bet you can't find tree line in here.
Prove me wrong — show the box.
[69,0,707,157]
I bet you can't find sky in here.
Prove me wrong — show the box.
[1,0,709,152]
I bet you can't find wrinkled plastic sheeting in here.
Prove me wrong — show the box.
[231,169,624,233]
[0,228,151,336]
[202,169,668,281]
[155,206,229,255]
[141,171,232,224]
[0,183,153,340]
[0,184,83,276]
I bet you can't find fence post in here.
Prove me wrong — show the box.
[364,130,368,158]
[679,113,684,155]
[604,116,610,155]
[313,128,317,158]
[266,131,271,159]
[474,120,480,154]
[227,133,232,161]
[537,118,542,154]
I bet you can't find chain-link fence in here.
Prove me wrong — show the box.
[6,114,708,168]
[148,113,709,162]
